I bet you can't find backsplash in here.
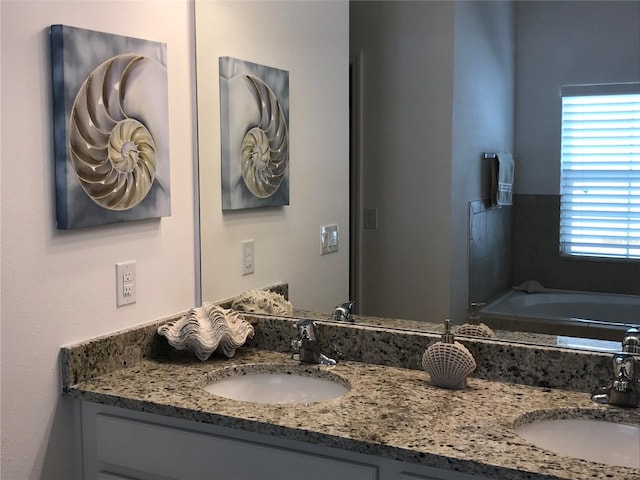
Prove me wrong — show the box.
[468,200,513,304]
[468,195,640,303]
[61,312,613,394]
[513,194,640,295]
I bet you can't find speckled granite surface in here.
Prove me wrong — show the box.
[61,304,639,480]
[245,316,614,393]
[64,348,639,480]
[62,314,614,393]
[294,308,570,348]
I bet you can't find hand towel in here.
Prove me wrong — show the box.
[492,153,514,206]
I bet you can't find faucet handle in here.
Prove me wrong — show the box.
[613,352,636,383]
[613,365,633,392]
[622,328,640,354]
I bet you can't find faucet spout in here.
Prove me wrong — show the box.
[333,301,355,322]
[291,319,337,365]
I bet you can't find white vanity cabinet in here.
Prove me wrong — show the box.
[81,402,493,480]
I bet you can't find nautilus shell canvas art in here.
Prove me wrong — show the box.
[219,57,289,210]
[50,25,171,229]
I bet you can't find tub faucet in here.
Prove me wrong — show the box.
[291,319,337,365]
[333,301,355,322]
[592,328,640,408]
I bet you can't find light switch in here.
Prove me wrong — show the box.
[321,225,339,255]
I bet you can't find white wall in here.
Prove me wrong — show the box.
[196,0,350,312]
[1,1,197,478]
[1,1,349,477]
[515,0,640,194]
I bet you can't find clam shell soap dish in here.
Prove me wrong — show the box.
[455,302,496,338]
[422,319,476,389]
[157,303,255,361]
[231,288,293,316]
[455,322,496,338]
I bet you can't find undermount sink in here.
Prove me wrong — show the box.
[204,364,350,404]
[515,418,640,469]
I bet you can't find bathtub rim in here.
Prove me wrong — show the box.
[479,288,640,341]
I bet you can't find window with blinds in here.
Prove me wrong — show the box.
[559,84,640,260]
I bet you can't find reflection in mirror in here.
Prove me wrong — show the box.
[197,1,640,353]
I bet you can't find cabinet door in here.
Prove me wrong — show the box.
[94,413,378,480]
[397,469,492,480]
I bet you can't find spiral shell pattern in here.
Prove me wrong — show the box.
[240,75,289,198]
[68,54,160,211]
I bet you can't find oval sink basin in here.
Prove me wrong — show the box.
[516,418,640,468]
[204,365,350,404]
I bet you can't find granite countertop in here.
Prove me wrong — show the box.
[66,347,640,480]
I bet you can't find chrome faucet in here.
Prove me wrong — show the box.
[291,319,337,365]
[592,328,640,408]
[333,301,355,322]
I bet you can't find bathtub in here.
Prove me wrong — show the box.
[480,289,640,342]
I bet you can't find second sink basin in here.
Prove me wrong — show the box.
[204,364,350,404]
[515,417,640,469]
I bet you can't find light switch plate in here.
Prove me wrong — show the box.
[321,225,339,255]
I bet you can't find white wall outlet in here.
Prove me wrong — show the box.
[242,240,254,275]
[321,225,339,255]
[116,261,136,307]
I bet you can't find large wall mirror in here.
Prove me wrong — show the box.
[195,1,640,353]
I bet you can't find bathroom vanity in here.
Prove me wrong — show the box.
[63,315,640,480]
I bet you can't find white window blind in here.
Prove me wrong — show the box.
[560,84,640,260]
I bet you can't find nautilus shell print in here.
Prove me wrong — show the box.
[240,75,289,199]
[68,54,163,211]
[219,57,289,210]
[51,25,171,229]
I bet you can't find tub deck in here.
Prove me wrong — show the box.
[480,289,640,341]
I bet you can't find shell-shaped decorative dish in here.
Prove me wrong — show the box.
[455,323,496,338]
[231,289,293,316]
[422,341,476,390]
[157,303,255,361]
[69,54,165,211]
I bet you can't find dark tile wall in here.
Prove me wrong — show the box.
[512,194,640,295]
[468,200,513,304]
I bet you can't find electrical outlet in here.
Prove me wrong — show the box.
[116,261,136,307]
[242,240,254,275]
[321,225,339,255]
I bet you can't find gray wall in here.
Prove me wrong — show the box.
[515,0,640,194]
[452,1,516,319]
[512,1,640,294]
[351,1,515,323]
